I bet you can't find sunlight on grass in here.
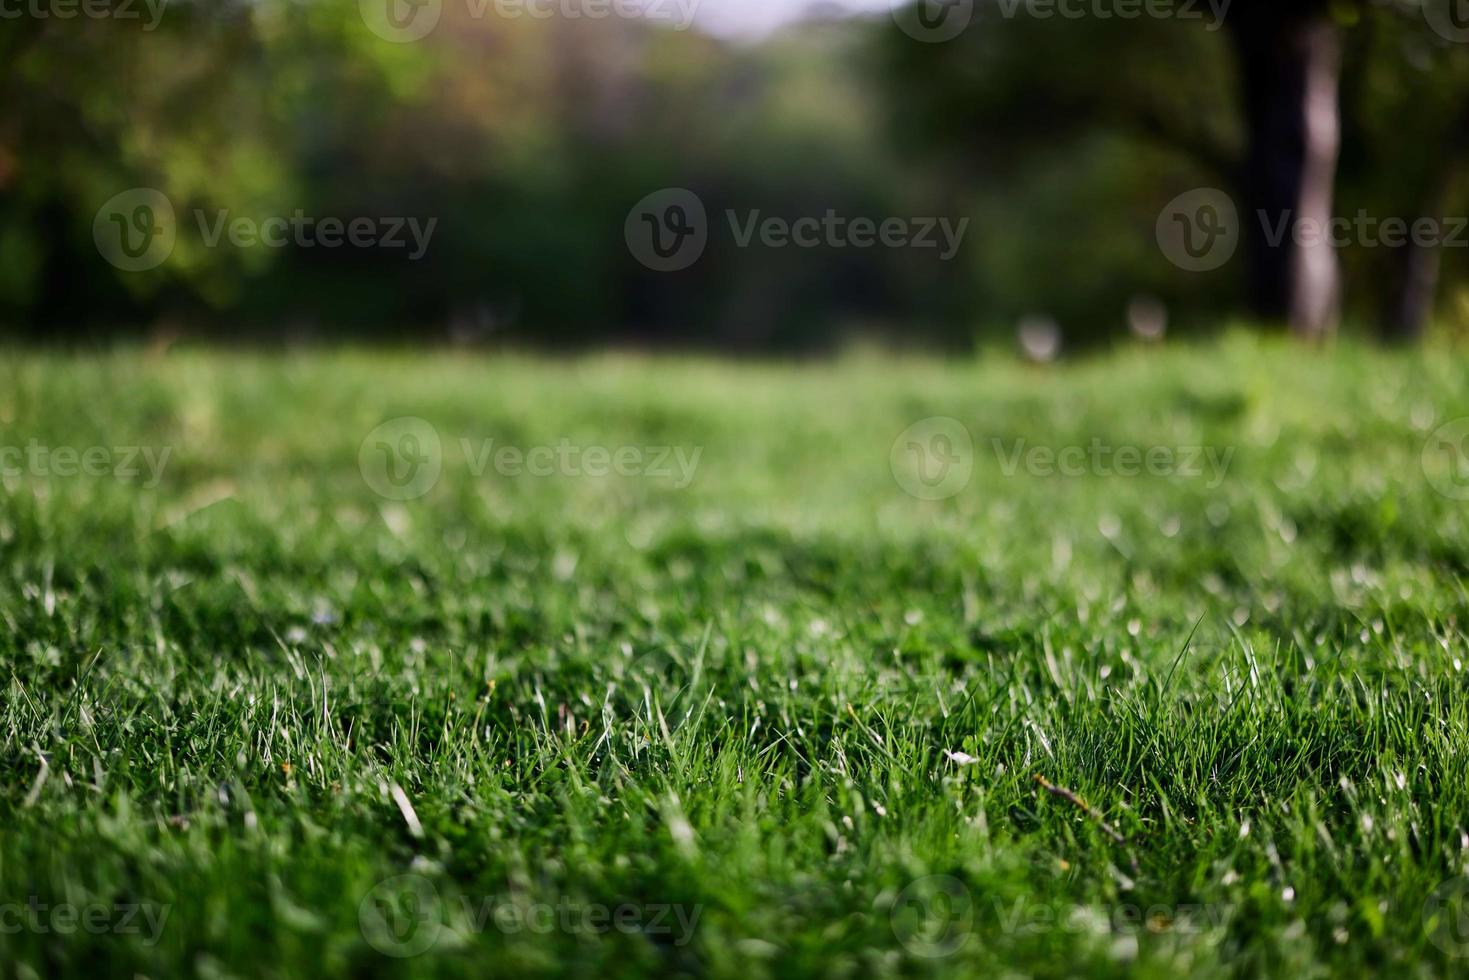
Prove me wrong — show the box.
[2,336,1468,976]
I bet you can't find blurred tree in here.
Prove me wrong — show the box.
[1338,2,1469,342]
[1228,0,1341,340]
[880,0,1469,344]
[5,0,1466,348]
[876,3,1241,343]
[2,2,951,349]
[1230,0,1469,341]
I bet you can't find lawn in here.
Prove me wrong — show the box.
[3,335,1469,978]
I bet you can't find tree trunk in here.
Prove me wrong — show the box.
[1380,106,1469,343]
[1229,4,1342,341]
[1383,234,1442,344]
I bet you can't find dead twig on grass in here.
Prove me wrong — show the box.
[1034,774,1139,873]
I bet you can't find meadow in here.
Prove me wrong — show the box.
[2,336,1469,978]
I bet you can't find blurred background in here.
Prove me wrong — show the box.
[4,0,1469,352]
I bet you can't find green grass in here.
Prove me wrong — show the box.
[4,333,1469,978]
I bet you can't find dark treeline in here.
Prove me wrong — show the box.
[3,1,1468,350]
